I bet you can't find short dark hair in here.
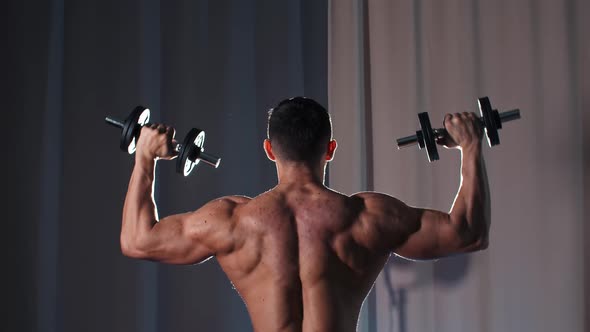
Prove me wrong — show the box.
[267,97,332,162]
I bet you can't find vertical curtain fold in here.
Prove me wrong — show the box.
[38,0,64,330]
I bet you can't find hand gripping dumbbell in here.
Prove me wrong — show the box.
[105,106,221,176]
[396,97,521,162]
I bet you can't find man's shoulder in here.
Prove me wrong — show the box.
[349,191,387,203]
[200,195,252,218]
[222,195,252,205]
[349,191,407,214]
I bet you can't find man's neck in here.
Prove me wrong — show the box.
[275,161,326,186]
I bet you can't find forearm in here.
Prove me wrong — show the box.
[120,156,159,252]
[449,145,491,247]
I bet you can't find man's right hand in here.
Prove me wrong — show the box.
[437,112,483,150]
[135,123,178,162]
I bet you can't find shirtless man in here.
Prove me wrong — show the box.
[119,97,490,332]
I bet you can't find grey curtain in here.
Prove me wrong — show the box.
[328,1,588,332]
[2,1,327,331]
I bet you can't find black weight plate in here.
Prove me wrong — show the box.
[120,106,144,152]
[121,106,150,154]
[478,97,499,146]
[187,130,206,164]
[418,112,439,161]
[176,128,206,176]
[492,109,502,129]
[416,131,425,149]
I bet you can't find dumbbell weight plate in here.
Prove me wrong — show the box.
[176,128,206,176]
[478,97,500,147]
[122,106,150,154]
[418,112,439,161]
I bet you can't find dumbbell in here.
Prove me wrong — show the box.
[105,106,221,176]
[396,97,521,162]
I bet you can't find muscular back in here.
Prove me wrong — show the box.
[216,184,390,332]
[123,177,485,331]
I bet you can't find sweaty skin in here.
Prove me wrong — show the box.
[120,114,490,332]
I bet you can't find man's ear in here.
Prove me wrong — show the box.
[264,139,276,161]
[326,139,337,161]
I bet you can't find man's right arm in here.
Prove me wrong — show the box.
[352,112,490,260]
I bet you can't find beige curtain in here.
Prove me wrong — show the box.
[328,1,588,331]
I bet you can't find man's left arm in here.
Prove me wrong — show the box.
[119,124,247,264]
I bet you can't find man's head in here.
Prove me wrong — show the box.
[265,97,337,164]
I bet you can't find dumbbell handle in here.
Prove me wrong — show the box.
[105,116,221,168]
[105,116,125,128]
[396,109,520,149]
[173,144,221,168]
[196,151,221,168]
